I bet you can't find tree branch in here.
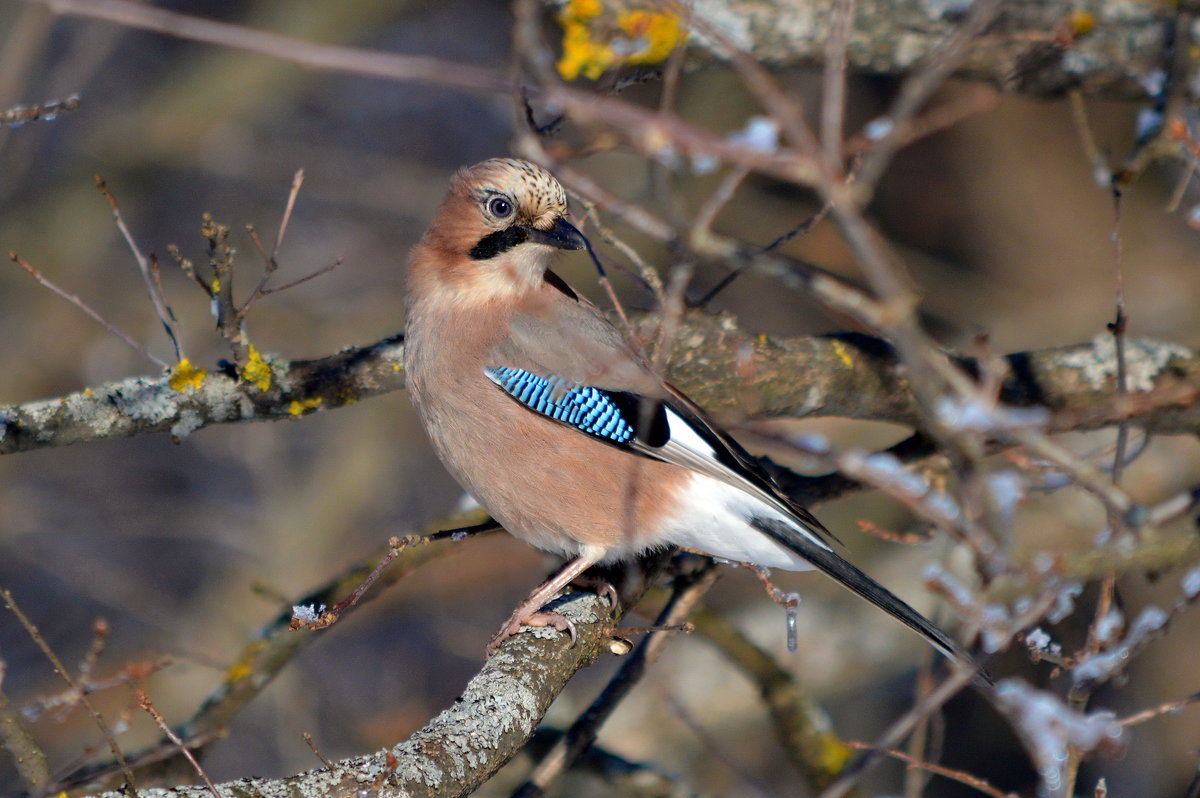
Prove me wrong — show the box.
[680,0,1174,101]
[71,593,616,798]
[4,316,1197,457]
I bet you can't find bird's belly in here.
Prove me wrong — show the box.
[421,386,687,560]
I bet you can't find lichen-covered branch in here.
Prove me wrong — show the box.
[4,318,1197,456]
[678,0,1174,101]
[79,594,615,798]
[0,334,404,454]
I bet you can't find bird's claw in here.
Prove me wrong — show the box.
[486,610,577,656]
[572,575,620,613]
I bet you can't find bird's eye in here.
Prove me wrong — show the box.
[487,196,513,219]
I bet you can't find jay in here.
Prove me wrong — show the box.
[405,157,972,667]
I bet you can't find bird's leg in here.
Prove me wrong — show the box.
[487,554,601,656]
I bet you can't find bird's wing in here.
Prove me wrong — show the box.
[489,274,836,552]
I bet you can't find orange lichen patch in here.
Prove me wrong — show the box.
[557,1,684,81]
[168,358,207,392]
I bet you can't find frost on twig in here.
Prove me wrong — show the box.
[993,680,1124,797]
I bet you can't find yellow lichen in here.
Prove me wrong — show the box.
[567,0,602,18]
[83,387,94,398]
[241,344,272,392]
[224,641,267,683]
[830,339,854,368]
[617,10,685,65]
[168,358,207,392]
[558,18,616,80]
[557,2,684,81]
[288,396,323,416]
[815,733,853,776]
[1069,10,1096,37]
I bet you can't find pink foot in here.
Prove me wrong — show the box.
[486,610,577,657]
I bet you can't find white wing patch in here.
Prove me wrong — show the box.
[663,406,716,456]
[644,406,834,555]
[654,474,818,571]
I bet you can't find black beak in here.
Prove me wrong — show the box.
[522,217,588,251]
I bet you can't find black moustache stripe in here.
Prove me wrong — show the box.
[468,226,528,260]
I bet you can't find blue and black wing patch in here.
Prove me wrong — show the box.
[485,366,648,444]
[485,365,839,550]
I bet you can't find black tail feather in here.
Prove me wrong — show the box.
[750,518,990,684]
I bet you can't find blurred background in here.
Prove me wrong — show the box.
[2,1,1200,796]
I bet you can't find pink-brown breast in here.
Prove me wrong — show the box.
[404,275,690,561]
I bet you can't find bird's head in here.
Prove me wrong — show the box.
[409,158,587,303]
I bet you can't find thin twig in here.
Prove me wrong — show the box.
[573,202,662,299]
[273,168,303,259]
[855,0,1003,193]
[239,224,276,313]
[650,39,690,228]
[259,259,342,295]
[302,732,336,770]
[1118,690,1200,727]
[661,689,777,798]
[2,589,139,796]
[690,165,751,244]
[30,0,511,93]
[651,259,694,376]
[239,170,316,317]
[137,689,221,798]
[96,176,182,362]
[668,0,821,162]
[0,659,52,792]
[1067,89,1110,186]
[818,666,980,798]
[821,587,1063,798]
[903,651,938,798]
[1108,185,1131,491]
[9,250,168,368]
[821,0,855,172]
[57,518,496,789]
[0,93,80,126]
[290,530,471,630]
[844,85,998,157]
[848,742,1018,798]
[763,198,835,253]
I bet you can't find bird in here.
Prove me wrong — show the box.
[403,157,975,669]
